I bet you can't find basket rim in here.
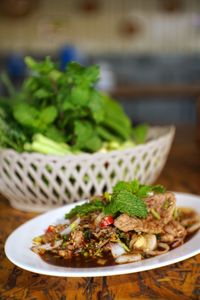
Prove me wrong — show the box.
[0,125,175,160]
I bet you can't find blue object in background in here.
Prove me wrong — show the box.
[7,54,25,78]
[59,45,80,71]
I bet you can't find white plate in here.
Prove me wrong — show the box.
[5,192,200,277]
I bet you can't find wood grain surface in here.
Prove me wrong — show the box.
[0,126,200,300]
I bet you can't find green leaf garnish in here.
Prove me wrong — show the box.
[105,179,165,219]
[104,190,148,218]
[65,180,166,220]
[152,185,166,194]
[65,199,104,219]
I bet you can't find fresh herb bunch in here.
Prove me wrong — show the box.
[0,56,148,154]
[65,180,166,219]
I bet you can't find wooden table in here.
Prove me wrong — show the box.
[0,127,200,300]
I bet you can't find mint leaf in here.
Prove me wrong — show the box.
[88,89,105,123]
[130,180,140,193]
[85,134,102,152]
[152,185,166,194]
[73,120,102,152]
[13,103,57,131]
[65,199,104,219]
[66,62,100,87]
[69,86,90,107]
[39,105,58,126]
[137,185,152,198]
[113,180,140,194]
[113,181,132,193]
[34,88,53,100]
[13,103,39,128]
[132,123,148,144]
[113,180,165,199]
[104,190,148,218]
[25,56,56,75]
[107,180,166,219]
[138,184,165,197]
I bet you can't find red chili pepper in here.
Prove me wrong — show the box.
[46,225,54,233]
[100,216,114,227]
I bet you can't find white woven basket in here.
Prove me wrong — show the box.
[0,126,175,212]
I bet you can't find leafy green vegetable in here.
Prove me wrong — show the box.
[13,104,58,131]
[0,106,27,152]
[73,120,102,152]
[101,95,132,140]
[24,134,72,156]
[0,56,148,154]
[65,199,105,219]
[132,124,148,144]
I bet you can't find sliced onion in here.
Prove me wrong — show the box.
[171,238,184,248]
[110,242,126,258]
[94,212,104,226]
[115,253,142,264]
[145,234,157,251]
[56,218,70,226]
[187,222,200,234]
[146,242,170,256]
[132,235,146,250]
[60,217,80,236]
[131,234,157,252]
[32,239,63,253]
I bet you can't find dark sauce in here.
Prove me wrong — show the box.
[41,252,116,268]
[184,231,197,243]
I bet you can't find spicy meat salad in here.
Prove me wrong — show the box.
[31,180,200,267]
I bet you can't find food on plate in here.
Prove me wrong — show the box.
[31,180,200,267]
[0,56,148,155]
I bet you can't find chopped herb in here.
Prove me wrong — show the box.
[156,234,161,240]
[151,208,161,220]
[173,207,179,220]
[33,236,42,244]
[162,199,170,210]
[62,242,67,248]
[62,234,68,241]
[118,239,130,252]
[103,192,111,201]
[83,229,92,241]
[83,251,89,257]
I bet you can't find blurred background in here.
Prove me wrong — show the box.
[0,0,200,131]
